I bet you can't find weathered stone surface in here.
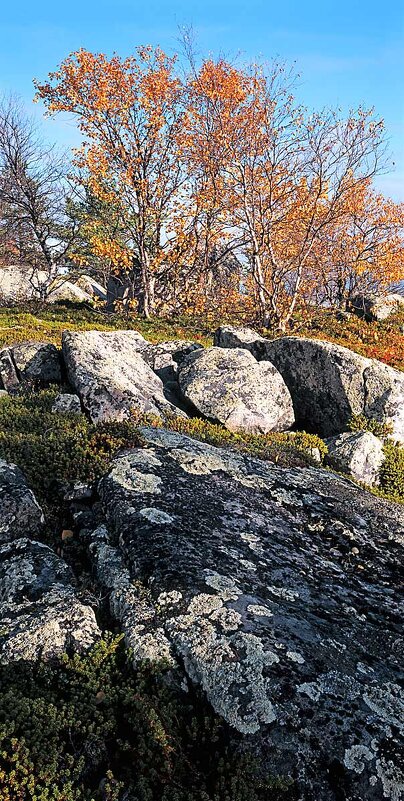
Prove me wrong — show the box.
[178,346,295,433]
[217,330,404,441]
[0,265,49,302]
[52,392,82,414]
[96,428,404,801]
[141,340,203,383]
[0,460,44,542]
[0,538,100,662]
[350,293,404,321]
[47,279,93,304]
[76,274,107,301]
[325,431,385,486]
[0,538,73,603]
[214,324,268,358]
[62,330,186,423]
[0,348,19,391]
[12,341,61,385]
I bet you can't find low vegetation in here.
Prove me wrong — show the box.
[0,635,291,801]
[1,301,403,370]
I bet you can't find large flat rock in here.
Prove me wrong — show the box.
[95,428,404,801]
[62,330,186,423]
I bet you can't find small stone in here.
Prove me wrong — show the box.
[52,393,82,414]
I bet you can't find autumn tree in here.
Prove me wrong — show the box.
[35,47,192,317]
[308,179,404,308]
[185,56,390,328]
[0,96,77,299]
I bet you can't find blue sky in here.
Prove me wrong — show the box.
[1,0,403,200]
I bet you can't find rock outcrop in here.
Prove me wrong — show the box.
[11,341,61,385]
[62,330,186,423]
[0,538,100,662]
[325,431,385,486]
[0,342,61,390]
[94,427,404,801]
[350,293,404,322]
[215,328,404,441]
[178,346,295,433]
[0,460,44,542]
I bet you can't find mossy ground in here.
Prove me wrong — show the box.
[0,301,403,370]
[0,635,291,801]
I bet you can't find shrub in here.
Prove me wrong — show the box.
[378,441,404,503]
[0,390,142,499]
[347,414,393,439]
[0,635,291,801]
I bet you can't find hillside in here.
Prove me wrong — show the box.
[0,302,403,801]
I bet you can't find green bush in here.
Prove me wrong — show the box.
[347,414,393,439]
[0,389,142,507]
[0,636,291,801]
[378,441,404,502]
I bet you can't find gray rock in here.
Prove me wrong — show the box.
[0,538,100,662]
[178,346,295,433]
[217,330,404,441]
[96,428,404,801]
[0,265,49,302]
[0,348,19,391]
[325,431,385,485]
[52,393,82,414]
[0,460,44,542]
[76,274,107,301]
[62,330,186,423]
[350,293,404,321]
[11,341,61,385]
[141,340,203,409]
[141,340,203,383]
[214,324,268,359]
[0,538,73,603]
[47,280,93,304]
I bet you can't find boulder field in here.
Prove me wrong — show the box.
[1,325,403,444]
[0,325,403,799]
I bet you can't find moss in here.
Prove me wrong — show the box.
[0,303,211,349]
[0,635,292,801]
[132,412,328,468]
[0,389,141,496]
[378,441,404,503]
[347,414,393,439]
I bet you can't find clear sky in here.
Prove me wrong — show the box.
[1,0,403,200]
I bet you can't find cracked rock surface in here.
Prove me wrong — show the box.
[62,330,186,423]
[0,538,100,662]
[95,427,404,801]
